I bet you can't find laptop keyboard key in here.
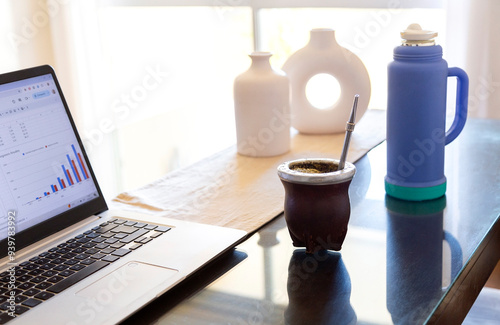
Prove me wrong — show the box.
[69,264,86,271]
[110,243,125,249]
[35,282,52,290]
[30,276,46,284]
[34,291,54,300]
[95,223,118,234]
[74,254,89,260]
[140,237,153,244]
[18,283,34,290]
[134,236,146,243]
[58,270,75,277]
[85,248,100,255]
[23,289,40,297]
[100,248,115,254]
[80,259,95,266]
[53,265,68,271]
[101,255,120,263]
[129,243,142,250]
[17,275,32,282]
[120,229,149,244]
[39,264,55,270]
[91,253,106,260]
[111,249,131,257]
[61,253,77,259]
[14,295,28,304]
[47,261,109,294]
[94,243,109,250]
[47,276,64,283]
[0,313,14,324]
[27,269,44,276]
[150,232,163,238]
[22,298,42,308]
[41,271,58,277]
[14,305,29,315]
[46,253,60,259]
[22,264,38,271]
[35,258,50,265]
[51,258,66,264]
[111,225,138,234]
[113,233,128,239]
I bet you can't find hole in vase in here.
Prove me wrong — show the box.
[305,73,341,110]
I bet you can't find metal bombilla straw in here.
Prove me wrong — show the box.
[338,94,359,170]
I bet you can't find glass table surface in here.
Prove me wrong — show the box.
[123,118,500,325]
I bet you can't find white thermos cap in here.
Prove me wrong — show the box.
[400,23,438,46]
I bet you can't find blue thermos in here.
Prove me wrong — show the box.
[385,24,469,201]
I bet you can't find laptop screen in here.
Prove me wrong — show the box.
[0,66,107,252]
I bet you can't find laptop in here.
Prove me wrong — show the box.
[0,65,247,324]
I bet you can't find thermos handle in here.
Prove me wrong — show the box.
[445,67,469,145]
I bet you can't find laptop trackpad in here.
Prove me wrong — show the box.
[76,261,178,302]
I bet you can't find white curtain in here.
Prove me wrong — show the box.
[3,0,120,198]
[445,0,500,119]
[4,0,82,126]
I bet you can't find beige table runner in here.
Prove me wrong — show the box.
[111,109,386,233]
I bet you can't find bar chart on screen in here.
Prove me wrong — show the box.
[0,131,98,232]
[2,140,94,207]
[31,144,91,202]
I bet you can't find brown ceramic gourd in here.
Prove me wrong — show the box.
[277,158,356,253]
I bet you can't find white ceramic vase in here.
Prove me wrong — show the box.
[234,52,291,157]
[282,28,371,134]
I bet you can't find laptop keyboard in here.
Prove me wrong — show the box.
[0,218,171,324]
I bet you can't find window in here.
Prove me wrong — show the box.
[7,1,445,199]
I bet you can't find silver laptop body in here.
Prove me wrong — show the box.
[0,65,246,324]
